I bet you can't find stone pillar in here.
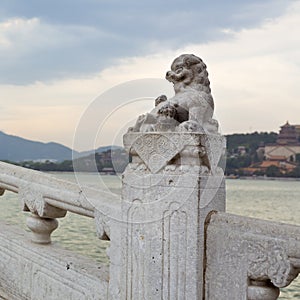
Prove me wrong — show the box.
[120,132,225,300]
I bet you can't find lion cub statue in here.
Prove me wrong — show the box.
[130,54,218,134]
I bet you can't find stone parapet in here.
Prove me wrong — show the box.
[0,222,108,300]
[205,212,300,300]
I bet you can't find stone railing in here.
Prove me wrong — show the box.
[0,160,120,299]
[1,158,300,300]
[205,212,300,300]
[0,160,120,238]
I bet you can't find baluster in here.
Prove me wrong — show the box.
[248,280,280,300]
[26,213,58,244]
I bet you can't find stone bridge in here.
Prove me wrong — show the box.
[0,54,300,299]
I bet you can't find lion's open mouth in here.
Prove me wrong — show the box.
[166,71,185,83]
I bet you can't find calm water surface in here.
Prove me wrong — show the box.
[0,173,299,299]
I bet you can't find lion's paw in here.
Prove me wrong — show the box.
[178,121,204,133]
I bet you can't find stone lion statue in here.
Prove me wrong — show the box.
[130,54,218,133]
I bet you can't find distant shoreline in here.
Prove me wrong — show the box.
[227,175,300,182]
[46,171,300,182]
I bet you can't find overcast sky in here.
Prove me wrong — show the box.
[0,0,299,150]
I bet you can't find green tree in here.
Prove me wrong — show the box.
[266,165,281,177]
[289,166,300,178]
[226,132,278,154]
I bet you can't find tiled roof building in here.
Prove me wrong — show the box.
[264,121,300,162]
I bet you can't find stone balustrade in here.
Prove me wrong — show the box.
[0,161,120,240]
[205,212,300,300]
[1,158,300,299]
[0,160,120,299]
[0,222,109,299]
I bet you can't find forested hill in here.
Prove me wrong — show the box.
[0,130,280,173]
[226,132,278,154]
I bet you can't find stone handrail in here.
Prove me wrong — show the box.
[0,222,109,299]
[0,161,121,242]
[205,212,300,299]
[0,160,122,299]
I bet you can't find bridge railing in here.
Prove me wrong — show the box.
[0,161,120,241]
[0,161,120,299]
[1,158,300,300]
[205,212,300,299]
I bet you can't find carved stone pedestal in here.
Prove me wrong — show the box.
[118,132,225,300]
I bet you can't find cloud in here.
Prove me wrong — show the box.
[0,16,119,84]
[0,0,294,84]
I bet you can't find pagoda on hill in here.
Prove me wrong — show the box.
[263,121,300,164]
[276,121,299,145]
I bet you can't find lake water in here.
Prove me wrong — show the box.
[0,173,299,299]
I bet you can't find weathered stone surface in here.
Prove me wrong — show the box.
[205,212,300,300]
[0,222,108,300]
[119,170,225,299]
[124,132,225,174]
[26,213,58,244]
[0,160,120,231]
[121,124,226,299]
[0,160,120,299]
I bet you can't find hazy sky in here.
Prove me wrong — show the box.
[0,0,299,150]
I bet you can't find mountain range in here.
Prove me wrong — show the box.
[0,131,120,162]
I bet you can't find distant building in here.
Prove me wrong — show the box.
[246,121,300,176]
[31,159,58,163]
[243,159,297,176]
[256,142,265,161]
[276,121,299,145]
[264,121,300,162]
[295,125,300,137]
[237,146,247,156]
